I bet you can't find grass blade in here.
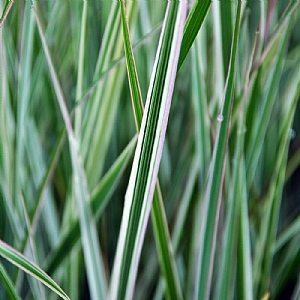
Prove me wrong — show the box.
[255,47,300,299]
[195,3,242,299]
[109,1,187,299]
[237,160,253,300]
[120,2,183,299]
[45,136,136,275]
[177,0,211,71]
[245,20,293,188]
[0,262,22,300]
[82,2,137,187]
[0,240,70,300]
[1,1,300,299]
[33,7,107,299]
[120,0,143,129]
[13,0,35,219]
[192,31,211,188]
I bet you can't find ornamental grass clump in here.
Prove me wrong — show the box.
[1,1,300,299]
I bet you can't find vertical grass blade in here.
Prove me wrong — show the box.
[219,1,233,77]
[14,0,35,218]
[151,188,183,300]
[120,2,183,299]
[237,159,253,300]
[215,98,244,300]
[109,1,187,299]
[192,32,211,188]
[195,3,242,299]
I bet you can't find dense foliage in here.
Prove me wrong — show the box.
[1,1,300,299]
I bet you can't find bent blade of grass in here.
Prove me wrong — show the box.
[195,3,242,299]
[20,193,47,300]
[0,261,22,300]
[33,8,107,299]
[109,1,187,299]
[0,240,70,300]
[8,127,66,296]
[120,2,183,299]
